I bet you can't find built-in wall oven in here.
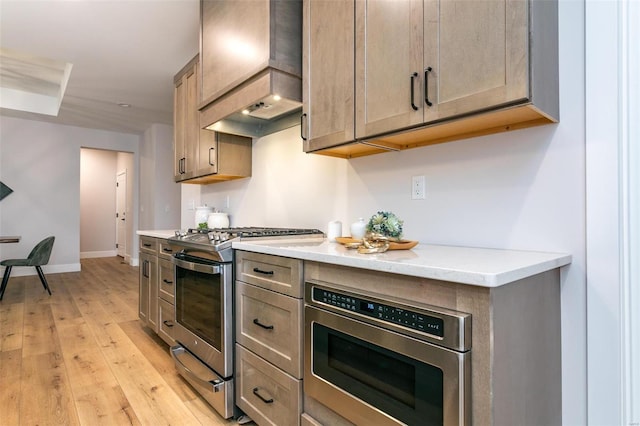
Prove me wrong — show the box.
[305,281,472,426]
[168,227,324,420]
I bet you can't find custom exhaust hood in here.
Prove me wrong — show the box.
[198,0,302,139]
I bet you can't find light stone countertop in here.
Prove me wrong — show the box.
[136,230,176,239]
[232,239,572,288]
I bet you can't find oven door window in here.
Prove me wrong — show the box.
[175,266,222,350]
[313,323,443,426]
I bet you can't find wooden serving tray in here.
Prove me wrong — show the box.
[335,237,418,250]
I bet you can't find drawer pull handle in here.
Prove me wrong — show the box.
[252,387,274,404]
[163,248,173,253]
[163,320,174,328]
[252,267,274,276]
[253,318,274,330]
[143,243,152,247]
[163,279,173,284]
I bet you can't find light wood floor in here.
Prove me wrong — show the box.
[0,257,243,426]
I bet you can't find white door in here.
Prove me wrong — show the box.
[116,171,127,257]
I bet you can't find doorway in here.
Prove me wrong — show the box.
[80,148,133,261]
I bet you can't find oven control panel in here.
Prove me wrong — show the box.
[312,287,444,338]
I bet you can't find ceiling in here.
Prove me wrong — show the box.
[0,0,200,135]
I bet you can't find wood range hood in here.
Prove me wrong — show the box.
[198,0,302,139]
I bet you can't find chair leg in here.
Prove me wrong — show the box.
[35,266,52,296]
[0,266,12,301]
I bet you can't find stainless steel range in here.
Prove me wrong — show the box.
[167,227,323,419]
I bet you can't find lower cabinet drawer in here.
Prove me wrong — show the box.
[236,281,303,378]
[236,344,302,426]
[158,259,175,304]
[158,298,175,346]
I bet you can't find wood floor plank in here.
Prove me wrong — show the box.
[0,349,22,425]
[72,383,141,426]
[22,302,59,357]
[20,351,81,426]
[1,302,24,351]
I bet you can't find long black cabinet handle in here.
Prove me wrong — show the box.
[300,113,307,141]
[424,67,433,107]
[252,387,274,404]
[142,260,149,278]
[208,147,215,166]
[253,318,274,330]
[252,267,274,276]
[163,320,174,328]
[163,279,173,284]
[163,248,173,254]
[410,72,419,111]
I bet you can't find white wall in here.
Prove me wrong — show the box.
[199,127,348,231]
[0,116,140,274]
[80,148,118,257]
[139,123,180,231]
[194,2,587,422]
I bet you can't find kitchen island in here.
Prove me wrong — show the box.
[233,239,570,426]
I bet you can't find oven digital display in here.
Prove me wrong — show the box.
[313,287,445,338]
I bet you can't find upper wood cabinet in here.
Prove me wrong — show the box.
[173,55,253,184]
[174,56,199,181]
[302,0,558,158]
[301,0,355,150]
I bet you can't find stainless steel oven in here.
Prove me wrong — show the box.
[170,249,235,418]
[305,281,472,426]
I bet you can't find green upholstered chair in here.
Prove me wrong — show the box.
[0,236,55,301]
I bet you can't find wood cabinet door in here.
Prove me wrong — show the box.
[355,0,424,139]
[173,78,186,181]
[423,0,528,122]
[184,65,199,176]
[139,252,156,326]
[174,61,198,181]
[200,0,270,106]
[302,0,355,152]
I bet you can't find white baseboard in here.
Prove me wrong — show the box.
[80,250,118,259]
[1,263,81,277]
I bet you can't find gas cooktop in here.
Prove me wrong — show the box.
[168,227,324,261]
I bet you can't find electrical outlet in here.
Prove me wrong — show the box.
[412,175,426,200]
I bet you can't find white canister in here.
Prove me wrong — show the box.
[207,212,230,229]
[195,205,213,228]
[350,218,367,240]
[327,220,342,242]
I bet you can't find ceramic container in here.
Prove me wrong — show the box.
[350,218,366,240]
[207,212,230,229]
[195,205,213,228]
[327,220,342,242]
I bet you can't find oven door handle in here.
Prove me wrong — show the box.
[172,256,221,275]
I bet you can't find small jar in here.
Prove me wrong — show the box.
[350,218,366,240]
[207,212,230,229]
